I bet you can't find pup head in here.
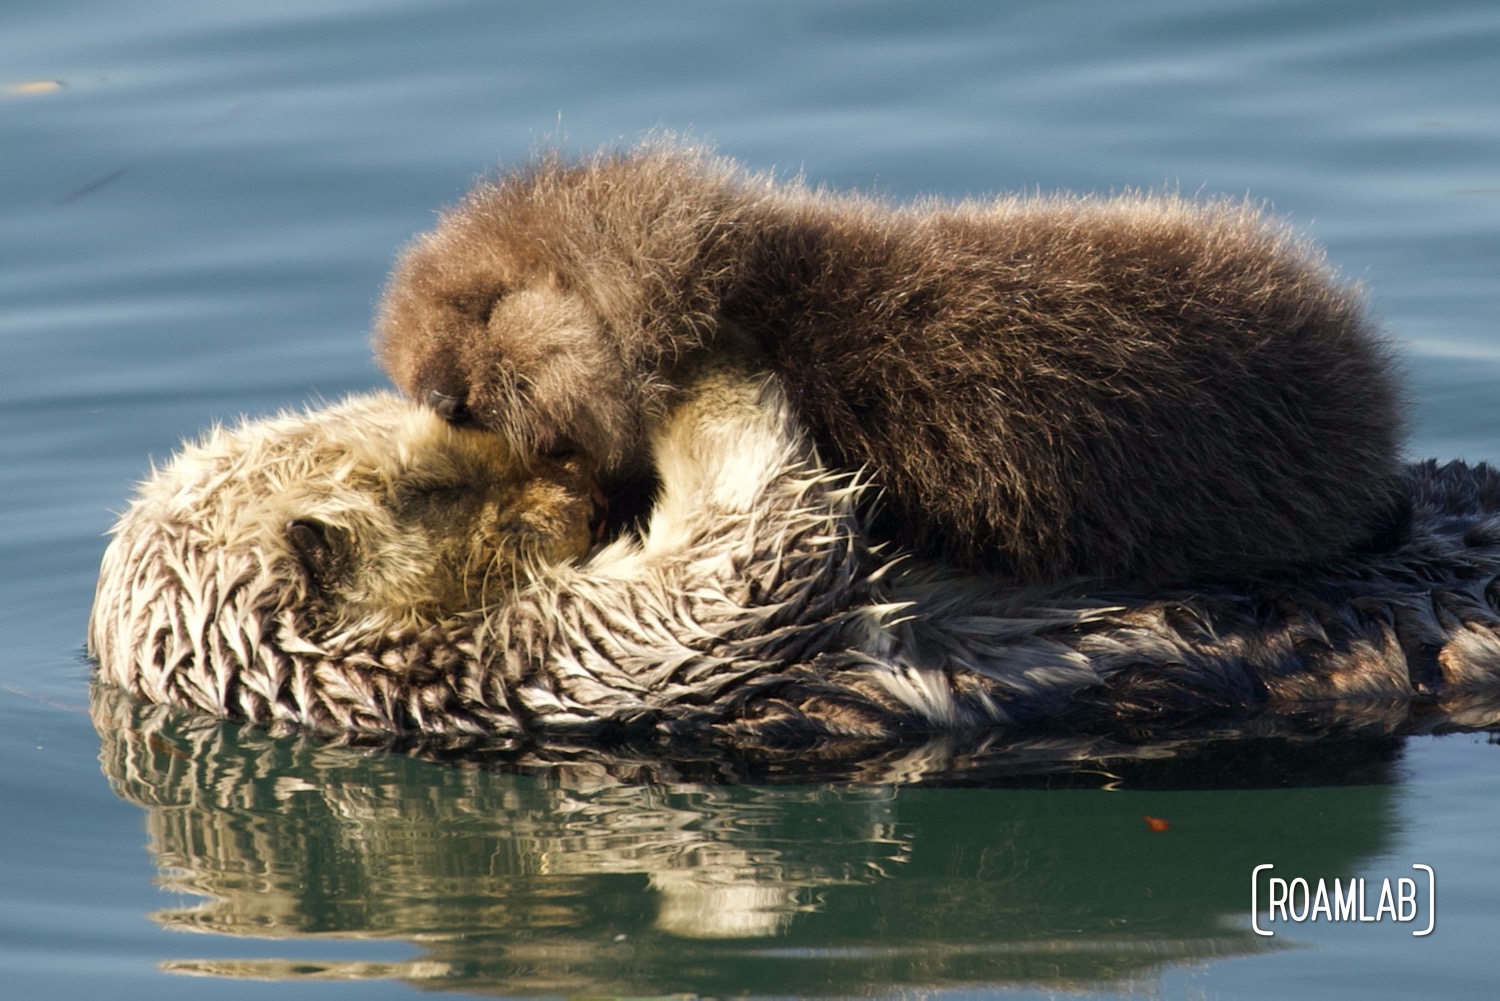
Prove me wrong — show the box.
[374,142,743,473]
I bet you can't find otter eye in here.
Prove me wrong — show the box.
[447,291,502,324]
[286,519,346,592]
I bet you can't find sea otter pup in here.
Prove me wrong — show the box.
[375,139,1406,585]
[91,366,1500,742]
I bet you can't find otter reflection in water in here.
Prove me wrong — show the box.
[90,359,1500,742]
[97,683,1473,994]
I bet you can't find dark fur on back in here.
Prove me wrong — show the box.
[376,140,1406,586]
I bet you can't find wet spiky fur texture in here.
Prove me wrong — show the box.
[92,368,1500,744]
[88,392,604,731]
[376,139,1406,585]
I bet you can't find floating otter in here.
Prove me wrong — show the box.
[90,365,1500,743]
[88,392,605,729]
[376,140,1406,586]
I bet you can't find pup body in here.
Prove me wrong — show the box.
[377,142,1405,584]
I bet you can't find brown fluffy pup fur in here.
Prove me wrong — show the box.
[376,140,1406,586]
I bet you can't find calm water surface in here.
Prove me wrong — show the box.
[2,1,1498,997]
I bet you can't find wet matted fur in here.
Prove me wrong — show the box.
[91,366,1500,743]
[376,139,1406,586]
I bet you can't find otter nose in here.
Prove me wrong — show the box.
[428,390,474,427]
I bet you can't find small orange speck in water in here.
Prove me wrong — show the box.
[1143,815,1170,833]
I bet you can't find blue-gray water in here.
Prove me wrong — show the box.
[3,1,1498,997]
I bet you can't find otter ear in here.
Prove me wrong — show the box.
[286,519,349,593]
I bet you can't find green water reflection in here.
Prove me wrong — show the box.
[94,685,1492,996]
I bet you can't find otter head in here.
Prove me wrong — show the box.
[89,392,603,721]
[374,159,664,476]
